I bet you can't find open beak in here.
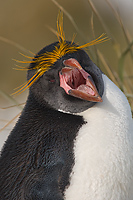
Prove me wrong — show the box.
[59,58,102,102]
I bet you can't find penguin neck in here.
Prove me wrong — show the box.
[20,91,84,133]
[23,92,58,121]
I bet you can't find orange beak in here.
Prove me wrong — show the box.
[59,58,102,102]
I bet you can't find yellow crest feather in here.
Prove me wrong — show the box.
[12,10,109,95]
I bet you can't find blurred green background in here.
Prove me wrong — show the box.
[0,0,133,145]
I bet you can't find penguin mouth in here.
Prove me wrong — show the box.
[59,58,102,102]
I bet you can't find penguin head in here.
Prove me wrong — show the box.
[15,11,107,113]
[27,41,104,113]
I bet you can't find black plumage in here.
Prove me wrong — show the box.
[0,92,84,199]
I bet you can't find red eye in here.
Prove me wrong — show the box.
[49,79,55,83]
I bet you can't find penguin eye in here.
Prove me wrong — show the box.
[44,74,56,83]
[48,79,55,83]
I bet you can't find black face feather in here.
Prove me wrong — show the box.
[28,41,104,113]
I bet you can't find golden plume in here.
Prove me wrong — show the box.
[12,10,109,95]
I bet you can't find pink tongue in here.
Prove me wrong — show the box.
[77,84,95,96]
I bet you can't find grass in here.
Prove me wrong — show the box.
[87,0,133,113]
[0,0,133,133]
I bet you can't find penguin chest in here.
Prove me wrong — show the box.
[64,111,133,200]
[64,76,133,200]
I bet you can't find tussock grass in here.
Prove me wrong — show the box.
[0,0,133,133]
[88,0,133,114]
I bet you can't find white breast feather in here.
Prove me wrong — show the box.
[64,74,133,200]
